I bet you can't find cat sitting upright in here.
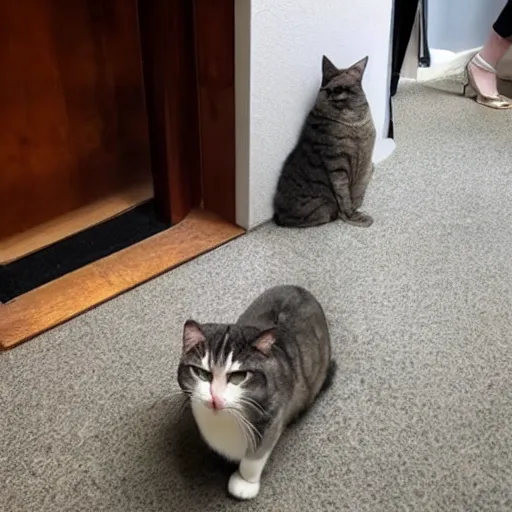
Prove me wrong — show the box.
[273,55,376,228]
[177,285,336,500]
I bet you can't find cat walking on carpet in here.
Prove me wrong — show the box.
[273,55,377,228]
[177,285,336,500]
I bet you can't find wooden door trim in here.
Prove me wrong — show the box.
[137,0,201,225]
[138,0,236,226]
[0,1,240,349]
[194,0,236,223]
[0,210,244,350]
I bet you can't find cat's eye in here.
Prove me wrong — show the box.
[190,366,212,382]
[228,371,248,385]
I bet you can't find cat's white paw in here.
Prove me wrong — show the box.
[228,471,260,500]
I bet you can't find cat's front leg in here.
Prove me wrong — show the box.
[328,169,353,215]
[348,163,374,227]
[228,422,282,501]
[345,211,373,227]
[351,163,374,211]
[228,450,272,500]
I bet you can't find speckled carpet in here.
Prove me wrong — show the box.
[1,81,512,511]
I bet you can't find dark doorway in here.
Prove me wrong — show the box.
[388,0,430,138]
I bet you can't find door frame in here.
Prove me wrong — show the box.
[1,0,241,351]
[138,0,236,226]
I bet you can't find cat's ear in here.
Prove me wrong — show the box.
[253,329,276,356]
[321,55,338,86]
[350,56,369,79]
[183,320,206,353]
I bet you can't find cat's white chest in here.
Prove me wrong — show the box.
[191,402,248,461]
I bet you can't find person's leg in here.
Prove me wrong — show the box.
[468,1,512,98]
[493,0,512,40]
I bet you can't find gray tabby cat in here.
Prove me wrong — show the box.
[177,285,335,500]
[273,55,376,228]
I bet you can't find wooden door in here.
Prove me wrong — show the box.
[0,0,240,350]
[0,0,151,240]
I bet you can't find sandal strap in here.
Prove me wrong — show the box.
[472,53,497,73]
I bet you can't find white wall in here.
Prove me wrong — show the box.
[235,0,395,229]
[427,0,504,53]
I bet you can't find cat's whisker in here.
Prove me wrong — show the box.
[229,407,261,444]
[237,396,267,416]
[236,411,260,439]
[229,409,258,452]
[232,415,254,451]
[169,389,191,398]
[167,390,193,417]
[176,398,192,418]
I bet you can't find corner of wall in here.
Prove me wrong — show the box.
[235,0,394,230]
[234,0,251,230]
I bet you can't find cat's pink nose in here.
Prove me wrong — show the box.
[209,394,224,410]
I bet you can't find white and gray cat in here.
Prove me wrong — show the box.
[273,55,376,228]
[177,285,335,500]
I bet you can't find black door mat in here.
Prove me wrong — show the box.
[0,200,169,303]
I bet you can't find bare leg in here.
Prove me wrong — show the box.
[468,30,511,97]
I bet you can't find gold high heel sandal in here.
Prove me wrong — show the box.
[463,54,512,109]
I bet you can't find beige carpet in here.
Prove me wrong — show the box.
[1,81,512,511]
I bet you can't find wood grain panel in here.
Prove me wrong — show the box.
[0,0,151,239]
[194,0,236,224]
[0,182,153,264]
[138,0,236,226]
[138,0,201,225]
[0,210,244,350]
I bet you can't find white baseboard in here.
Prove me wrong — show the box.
[417,47,481,82]
[374,137,396,164]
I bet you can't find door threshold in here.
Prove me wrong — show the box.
[0,210,244,350]
[1,181,154,265]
